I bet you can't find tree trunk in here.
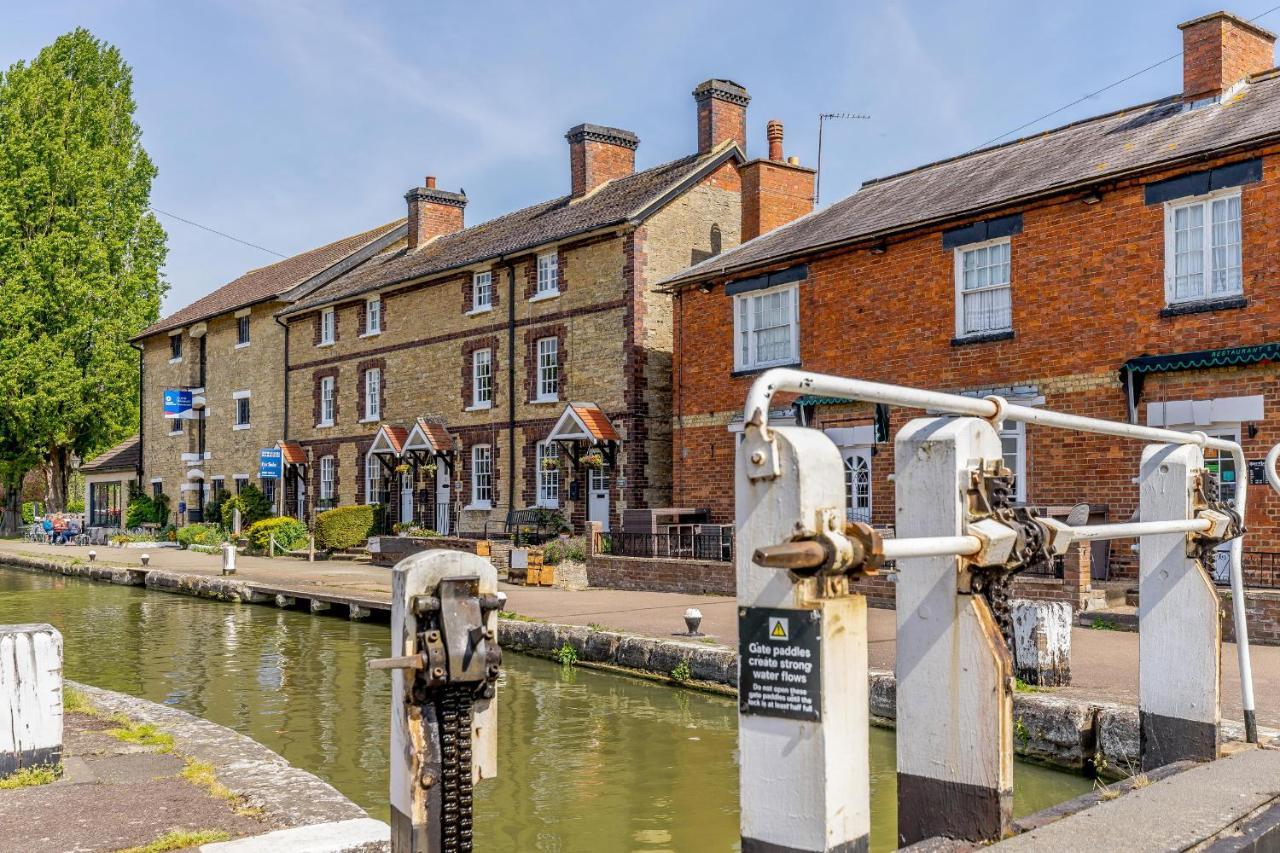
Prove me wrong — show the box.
[0,469,26,537]
[46,446,70,513]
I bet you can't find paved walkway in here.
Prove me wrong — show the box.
[3,539,1279,728]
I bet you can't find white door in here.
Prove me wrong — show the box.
[435,465,450,535]
[588,467,610,532]
[400,472,414,524]
[843,448,872,524]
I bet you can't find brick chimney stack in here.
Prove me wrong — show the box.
[566,124,639,198]
[405,176,466,250]
[767,120,784,161]
[739,121,815,241]
[1179,11,1276,101]
[694,79,750,155]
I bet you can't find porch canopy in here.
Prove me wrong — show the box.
[369,424,409,475]
[546,402,620,466]
[370,419,456,475]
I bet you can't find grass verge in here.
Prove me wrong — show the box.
[182,758,263,818]
[105,717,175,753]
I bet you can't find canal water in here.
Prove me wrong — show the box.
[0,565,1089,851]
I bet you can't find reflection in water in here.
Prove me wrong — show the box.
[0,566,1090,851]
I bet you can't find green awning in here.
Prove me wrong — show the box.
[1123,343,1280,375]
[794,395,859,406]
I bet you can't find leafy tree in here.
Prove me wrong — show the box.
[0,28,167,529]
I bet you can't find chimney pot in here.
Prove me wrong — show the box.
[693,79,750,155]
[1178,12,1276,101]
[565,124,638,198]
[425,175,437,189]
[767,120,784,162]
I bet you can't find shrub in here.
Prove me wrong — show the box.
[315,505,374,551]
[543,536,587,565]
[220,484,271,531]
[176,523,227,549]
[66,496,85,514]
[203,493,226,529]
[21,502,39,524]
[151,493,170,526]
[392,522,440,538]
[125,495,156,528]
[246,517,309,554]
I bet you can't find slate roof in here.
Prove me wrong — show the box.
[661,69,1280,289]
[137,220,405,338]
[81,435,140,474]
[282,144,741,315]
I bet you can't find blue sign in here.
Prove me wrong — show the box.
[259,448,282,479]
[164,389,193,419]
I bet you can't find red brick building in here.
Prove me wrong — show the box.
[662,11,1280,582]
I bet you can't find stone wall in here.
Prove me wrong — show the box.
[585,553,734,595]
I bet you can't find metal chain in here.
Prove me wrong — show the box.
[436,684,475,853]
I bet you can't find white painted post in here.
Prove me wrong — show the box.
[736,425,869,853]
[221,541,236,575]
[895,417,1012,846]
[1138,443,1220,770]
[0,624,63,777]
[1011,600,1072,687]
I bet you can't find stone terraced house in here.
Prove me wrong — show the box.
[274,78,814,536]
[131,222,405,524]
[661,11,1280,598]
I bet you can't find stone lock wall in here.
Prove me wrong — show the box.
[672,146,1280,574]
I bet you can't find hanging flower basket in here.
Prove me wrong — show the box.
[394,463,411,475]
[541,456,560,472]
[422,461,438,476]
[581,449,605,469]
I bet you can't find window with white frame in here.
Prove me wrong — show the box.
[1000,421,1027,503]
[319,456,335,501]
[1165,188,1242,304]
[236,314,250,346]
[955,238,1012,337]
[319,308,335,345]
[536,251,559,296]
[537,441,559,508]
[169,334,182,361]
[536,337,559,401]
[471,445,493,507]
[366,297,382,335]
[472,271,493,311]
[472,348,492,408]
[364,455,382,505]
[734,283,799,371]
[319,376,335,426]
[364,368,381,421]
[234,392,251,429]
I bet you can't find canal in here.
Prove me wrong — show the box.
[0,565,1090,850]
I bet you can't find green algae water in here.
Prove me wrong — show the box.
[0,565,1089,850]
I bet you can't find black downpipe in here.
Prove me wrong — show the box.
[196,335,207,521]
[506,263,517,515]
[274,314,291,519]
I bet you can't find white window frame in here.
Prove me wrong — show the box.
[537,441,560,508]
[1000,421,1027,503]
[363,296,382,336]
[533,251,559,299]
[318,376,336,427]
[318,307,336,346]
[233,390,251,430]
[535,337,559,402]
[1163,187,1243,306]
[235,311,251,348]
[319,455,336,501]
[364,455,382,506]
[953,236,1013,339]
[362,368,381,422]
[470,348,493,410]
[470,271,493,313]
[469,445,493,509]
[732,282,800,372]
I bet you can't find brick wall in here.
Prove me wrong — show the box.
[740,159,815,241]
[586,553,734,595]
[672,146,1280,559]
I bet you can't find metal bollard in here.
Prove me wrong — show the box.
[221,542,236,575]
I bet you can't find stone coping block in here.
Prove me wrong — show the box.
[200,818,389,852]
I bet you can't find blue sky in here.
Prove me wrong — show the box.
[4,1,1275,314]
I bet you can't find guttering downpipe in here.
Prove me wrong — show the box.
[506,260,517,518]
[274,313,290,441]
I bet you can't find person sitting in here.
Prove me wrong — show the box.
[51,514,68,545]
[41,516,54,543]
[65,517,81,545]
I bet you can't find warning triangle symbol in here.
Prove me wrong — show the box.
[770,621,786,638]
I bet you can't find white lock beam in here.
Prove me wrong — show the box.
[895,417,1012,846]
[1138,443,1220,770]
[0,623,63,778]
[737,425,869,853]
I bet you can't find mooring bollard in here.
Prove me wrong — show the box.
[1011,600,1072,687]
[220,542,236,575]
[1,624,63,777]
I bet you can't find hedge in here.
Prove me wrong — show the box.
[220,484,271,530]
[176,523,227,549]
[315,505,374,551]
[246,516,309,554]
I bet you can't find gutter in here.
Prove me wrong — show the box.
[657,129,1280,292]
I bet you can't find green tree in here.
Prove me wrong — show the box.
[0,28,166,530]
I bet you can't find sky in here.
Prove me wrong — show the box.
[3,0,1276,315]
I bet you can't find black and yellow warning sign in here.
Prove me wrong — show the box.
[739,606,822,721]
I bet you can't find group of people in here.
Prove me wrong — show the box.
[37,513,83,545]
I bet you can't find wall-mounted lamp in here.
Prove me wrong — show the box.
[1248,423,1260,439]
[869,240,888,255]
[1081,190,1103,205]
[697,282,713,294]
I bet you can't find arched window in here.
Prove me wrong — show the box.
[845,454,871,523]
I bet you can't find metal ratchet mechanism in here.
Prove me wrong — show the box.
[371,577,504,853]
[752,506,885,598]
